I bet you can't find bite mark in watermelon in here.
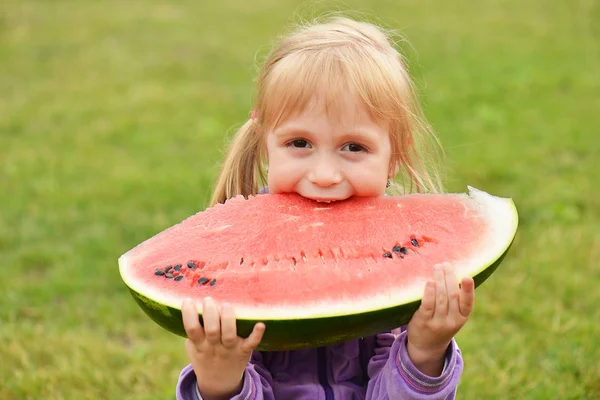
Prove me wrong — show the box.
[118,187,518,351]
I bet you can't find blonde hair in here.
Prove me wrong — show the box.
[210,16,444,206]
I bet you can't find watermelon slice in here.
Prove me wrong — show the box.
[119,187,518,351]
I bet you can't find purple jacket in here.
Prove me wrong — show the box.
[176,329,463,399]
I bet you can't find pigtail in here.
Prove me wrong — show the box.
[209,119,266,206]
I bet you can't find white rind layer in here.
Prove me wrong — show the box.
[118,187,518,320]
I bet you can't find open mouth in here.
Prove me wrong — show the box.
[313,198,340,203]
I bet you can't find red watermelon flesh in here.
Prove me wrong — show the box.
[120,188,516,318]
[119,187,518,349]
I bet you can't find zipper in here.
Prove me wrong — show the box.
[317,346,334,400]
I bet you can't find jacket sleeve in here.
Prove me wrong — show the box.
[176,352,275,400]
[366,330,463,400]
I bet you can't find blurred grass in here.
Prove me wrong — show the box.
[1,0,599,399]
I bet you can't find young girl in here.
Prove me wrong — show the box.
[176,16,475,400]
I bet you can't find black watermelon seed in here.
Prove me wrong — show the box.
[174,264,182,271]
[155,269,165,276]
[174,275,184,281]
[240,258,244,265]
[209,279,217,286]
[392,245,402,253]
[165,273,174,279]
[165,266,173,272]
[383,252,392,258]
[400,247,408,255]
[198,277,209,285]
[411,238,419,247]
[187,262,196,269]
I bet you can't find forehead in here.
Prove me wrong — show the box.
[271,89,390,136]
[275,94,387,133]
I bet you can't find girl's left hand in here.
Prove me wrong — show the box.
[406,262,475,376]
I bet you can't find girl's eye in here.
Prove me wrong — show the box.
[343,143,366,152]
[289,139,311,148]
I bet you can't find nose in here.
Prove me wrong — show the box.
[308,156,343,187]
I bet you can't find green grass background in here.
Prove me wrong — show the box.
[1,0,598,399]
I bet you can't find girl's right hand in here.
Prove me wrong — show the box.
[182,297,266,400]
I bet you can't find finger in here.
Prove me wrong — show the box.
[220,303,238,349]
[417,281,436,319]
[444,264,461,316]
[182,298,205,342]
[434,263,449,315]
[241,322,266,353]
[202,297,222,345]
[459,276,475,317]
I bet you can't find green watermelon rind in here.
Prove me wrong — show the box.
[123,193,518,351]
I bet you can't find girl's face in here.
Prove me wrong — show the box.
[265,96,392,202]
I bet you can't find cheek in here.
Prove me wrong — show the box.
[266,154,303,192]
[362,176,388,195]
[268,172,298,194]
[347,160,389,194]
